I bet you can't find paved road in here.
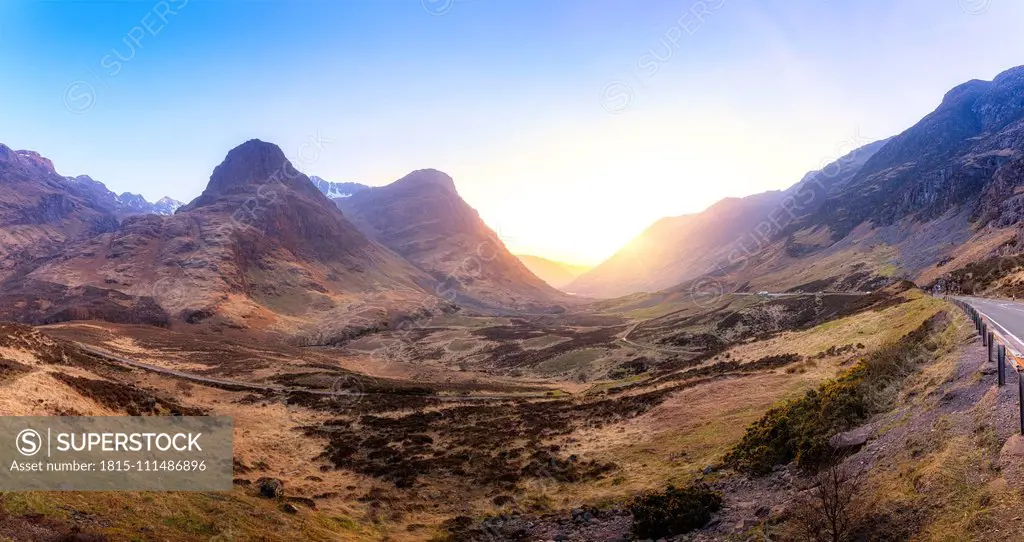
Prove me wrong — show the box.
[956,296,1024,357]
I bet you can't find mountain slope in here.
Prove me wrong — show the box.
[0,145,121,281]
[567,191,790,298]
[0,144,182,279]
[785,65,1024,288]
[515,254,589,290]
[335,169,572,312]
[26,140,439,337]
[797,66,1024,240]
[567,139,890,299]
[572,65,1024,299]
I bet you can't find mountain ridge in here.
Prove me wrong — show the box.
[0,139,578,337]
[569,65,1024,299]
[310,176,369,199]
[335,169,574,312]
[12,140,440,337]
[1,145,181,219]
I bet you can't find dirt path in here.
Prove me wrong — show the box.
[76,343,558,402]
[618,320,702,356]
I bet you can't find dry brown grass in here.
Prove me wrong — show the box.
[915,227,1016,286]
[807,305,1024,541]
[0,291,950,539]
[515,292,945,511]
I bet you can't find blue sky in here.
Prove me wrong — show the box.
[1,0,1022,265]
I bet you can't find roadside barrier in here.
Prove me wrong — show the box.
[948,297,1024,435]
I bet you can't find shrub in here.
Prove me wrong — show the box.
[629,483,723,539]
[722,312,946,475]
[721,366,870,474]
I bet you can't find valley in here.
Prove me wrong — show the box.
[2,28,1024,540]
[0,278,954,540]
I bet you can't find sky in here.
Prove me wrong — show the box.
[1,0,1023,266]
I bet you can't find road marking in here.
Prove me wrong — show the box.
[970,306,1024,369]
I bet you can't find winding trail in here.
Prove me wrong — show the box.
[75,343,558,402]
[618,320,702,356]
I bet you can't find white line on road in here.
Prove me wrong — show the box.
[960,300,1024,369]
[974,308,1024,358]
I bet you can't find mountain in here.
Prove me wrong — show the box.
[310,176,369,200]
[0,144,185,283]
[786,65,1024,288]
[571,65,1024,298]
[23,140,439,337]
[567,191,790,298]
[0,139,577,334]
[335,169,572,312]
[567,140,891,298]
[0,145,121,282]
[114,192,183,216]
[515,255,590,291]
[0,145,184,326]
[800,67,1024,239]
[62,175,181,218]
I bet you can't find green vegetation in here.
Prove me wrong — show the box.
[723,312,947,475]
[536,348,602,374]
[446,339,476,352]
[628,483,723,539]
[521,334,569,349]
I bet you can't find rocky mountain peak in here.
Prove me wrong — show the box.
[0,144,57,178]
[189,139,323,208]
[119,192,147,204]
[14,150,55,173]
[205,139,290,194]
[939,79,990,107]
[392,169,458,193]
[994,65,1024,86]
[153,197,183,215]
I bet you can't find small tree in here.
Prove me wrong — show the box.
[790,462,863,542]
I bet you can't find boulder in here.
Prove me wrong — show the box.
[280,503,299,514]
[256,477,284,499]
[829,425,872,450]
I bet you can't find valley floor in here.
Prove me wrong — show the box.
[3,288,1007,541]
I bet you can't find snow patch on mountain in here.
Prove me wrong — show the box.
[310,175,369,199]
